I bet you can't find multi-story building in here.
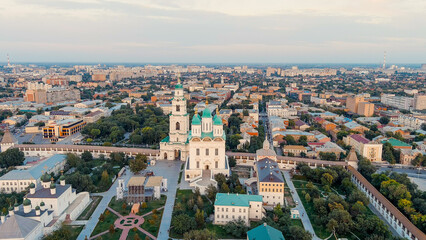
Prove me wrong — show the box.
[42,119,86,140]
[400,149,422,165]
[414,94,426,110]
[24,82,80,104]
[346,95,374,116]
[283,145,308,156]
[344,134,383,162]
[381,94,414,110]
[256,158,284,206]
[0,155,66,193]
[214,193,264,226]
[398,115,425,130]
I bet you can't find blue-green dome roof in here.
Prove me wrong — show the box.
[175,84,183,89]
[23,199,31,206]
[202,108,212,118]
[192,114,201,125]
[213,115,223,125]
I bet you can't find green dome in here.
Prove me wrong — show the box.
[202,108,212,118]
[14,203,19,207]
[59,175,65,180]
[50,183,56,189]
[41,173,51,182]
[29,183,35,188]
[213,115,223,125]
[35,206,40,210]
[192,114,201,125]
[40,202,45,206]
[8,206,13,211]
[23,199,31,206]
[175,84,183,89]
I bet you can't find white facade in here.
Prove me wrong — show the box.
[214,193,264,226]
[381,94,414,110]
[398,115,425,130]
[159,82,190,161]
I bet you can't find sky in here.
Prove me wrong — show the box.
[1,0,425,64]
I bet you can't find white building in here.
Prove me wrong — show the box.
[214,193,264,226]
[398,115,425,130]
[381,94,414,110]
[344,134,383,162]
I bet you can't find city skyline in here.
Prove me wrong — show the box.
[1,0,426,63]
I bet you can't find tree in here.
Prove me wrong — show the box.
[228,134,242,150]
[288,226,312,240]
[305,193,311,202]
[380,179,411,203]
[183,229,217,240]
[224,220,248,238]
[90,129,101,138]
[228,156,236,168]
[66,153,83,168]
[129,154,147,174]
[141,202,147,209]
[81,151,93,162]
[194,209,205,228]
[109,224,115,234]
[65,172,95,193]
[171,214,196,235]
[220,182,230,193]
[327,209,352,235]
[379,117,390,125]
[321,173,334,186]
[100,170,110,189]
[350,201,367,217]
[358,158,377,180]
[0,148,25,168]
[205,184,218,202]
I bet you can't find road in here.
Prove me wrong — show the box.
[377,166,426,180]
[282,171,320,240]
[77,169,134,240]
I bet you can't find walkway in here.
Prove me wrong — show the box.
[77,169,134,240]
[282,171,320,240]
[154,161,181,240]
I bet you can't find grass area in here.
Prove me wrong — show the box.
[140,209,164,237]
[92,229,123,240]
[205,223,235,239]
[126,229,147,240]
[290,219,304,228]
[77,196,103,220]
[109,196,131,216]
[293,180,332,239]
[178,163,184,184]
[69,226,84,240]
[137,195,167,216]
[91,209,119,237]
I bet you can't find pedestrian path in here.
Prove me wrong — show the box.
[282,171,320,240]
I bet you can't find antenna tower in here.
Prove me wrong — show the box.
[383,51,386,69]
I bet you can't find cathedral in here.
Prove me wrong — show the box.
[160,79,229,192]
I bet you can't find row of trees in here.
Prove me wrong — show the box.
[297,164,404,239]
[371,171,426,232]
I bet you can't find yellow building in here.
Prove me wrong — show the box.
[43,119,86,139]
[358,102,375,117]
[256,158,285,206]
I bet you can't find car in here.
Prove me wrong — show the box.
[295,200,299,205]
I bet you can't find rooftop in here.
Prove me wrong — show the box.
[349,134,370,144]
[214,193,262,207]
[127,176,146,187]
[247,223,285,240]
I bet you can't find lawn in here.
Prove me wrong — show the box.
[69,226,84,240]
[137,196,167,216]
[126,229,147,240]
[77,196,102,220]
[140,209,164,237]
[293,179,332,239]
[91,209,119,237]
[109,196,132,216]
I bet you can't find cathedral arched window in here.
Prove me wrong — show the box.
[176,122,180,130]
[176,105,180,112]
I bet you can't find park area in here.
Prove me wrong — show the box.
[90,196,166,240]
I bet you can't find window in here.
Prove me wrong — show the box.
[215,148,218,155]
[206,149,209,156]
[232,208,235,212]
[196,149,200,156]
[176,105,180,112]
[196,161,200,168]
[215,161,218,168]
[176,122,180,130]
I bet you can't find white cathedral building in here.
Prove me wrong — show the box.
[160,80,229,193]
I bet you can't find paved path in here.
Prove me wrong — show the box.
[152,161,182,240]
[282,171,320,240]
[77,169,134,240]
